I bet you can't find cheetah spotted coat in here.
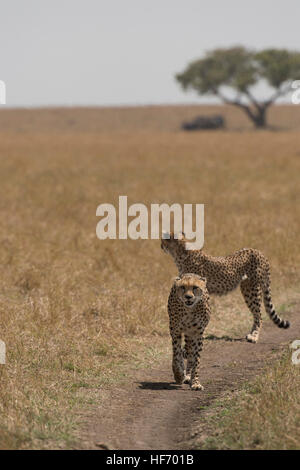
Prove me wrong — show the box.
[162,232,290,344]
[168,273,211,390]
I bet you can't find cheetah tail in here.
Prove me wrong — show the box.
[263,287,290,329]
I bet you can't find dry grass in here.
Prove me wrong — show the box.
[0,104,299,448]
[199,350,300,450]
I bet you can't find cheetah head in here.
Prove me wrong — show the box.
[174,274,207,308]
[161,231,187,256]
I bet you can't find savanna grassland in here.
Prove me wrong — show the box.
[199,351,300,450]
[0,104,299,449]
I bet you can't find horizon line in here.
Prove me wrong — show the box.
[0,101,294,111]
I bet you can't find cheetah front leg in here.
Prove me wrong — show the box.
[183,335,192,384]
[171,334,185,384]
[188,336,204,391]
[240,279,262,343]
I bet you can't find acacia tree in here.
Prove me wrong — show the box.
[176,47,300,128]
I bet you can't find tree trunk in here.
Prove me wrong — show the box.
[231,102,269,129]
[252,107,267,128]
[218,92,270,129]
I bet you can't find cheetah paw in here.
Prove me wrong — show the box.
[190,383,204,391]
[246,334,258,343]
[183,374,191,384]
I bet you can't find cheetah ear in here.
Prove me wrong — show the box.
[177,231,185,240]
[173,276,181,284]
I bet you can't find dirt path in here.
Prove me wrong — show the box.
[79,310,300,450]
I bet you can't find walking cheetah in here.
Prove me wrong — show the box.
[162,232,290,343]
[168,273,210,390]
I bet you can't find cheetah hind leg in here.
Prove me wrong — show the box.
[240,279,262,343]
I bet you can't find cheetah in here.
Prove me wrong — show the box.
[168,273,211,390]
[162,232,290,344]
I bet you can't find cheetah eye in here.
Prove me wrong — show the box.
[180,286,185,292]
[193,286,199,293]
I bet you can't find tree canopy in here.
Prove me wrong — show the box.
[176,47,300,128]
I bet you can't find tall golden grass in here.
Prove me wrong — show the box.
[200,351,300,450]
[0,104,299,448]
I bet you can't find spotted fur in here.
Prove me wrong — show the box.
[168,273,210,390]
[162,232,290,344]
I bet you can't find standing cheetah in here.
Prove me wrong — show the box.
[162,232,290,344]
[168,273,211,390]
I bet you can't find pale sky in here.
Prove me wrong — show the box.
[0,0,299,107]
